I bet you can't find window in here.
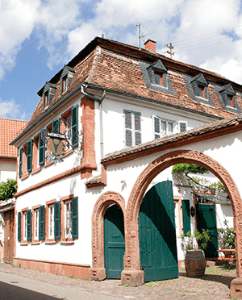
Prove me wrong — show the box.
[124,110,141,147]
[23,211,27,241]
[34,209,39,240]
[27,139,33,173]
[19,148,23,178]
[191,74,208,100]
[153,116,173,139]
[17,209,31,243]
[60,66,75,95]
[44,91,49,107]
[49,204,54,239]
[41,82,57,109]
[179,121,187,133]
[65,201,72,238]
[154,72,164,86]
[227,94,234,107]
[61,195,78,241]
[39,205,45,240]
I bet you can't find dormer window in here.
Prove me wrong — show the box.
[219,84,236,109]
[147,59,168,88]
[41,82,57,109]
[60,66,75,95]
[191,74,208,99]
[154,72,165,86]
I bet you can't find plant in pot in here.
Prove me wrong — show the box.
[181,229,212,277]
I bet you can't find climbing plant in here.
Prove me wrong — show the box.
[0,179,17,200]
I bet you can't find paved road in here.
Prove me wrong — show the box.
[0,272,122,300]
[0,263,236,299]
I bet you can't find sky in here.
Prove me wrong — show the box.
[1,0,242,121]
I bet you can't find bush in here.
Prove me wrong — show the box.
[218,221,235,249]
[0,179,17,200]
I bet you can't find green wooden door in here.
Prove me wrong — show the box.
[196,203,218,258]
[139,180,178,282]
[104,204,125,279]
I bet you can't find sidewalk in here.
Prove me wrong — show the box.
[0,263,236,299]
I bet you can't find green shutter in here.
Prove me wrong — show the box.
[39,205,45,240]
[182,200,191,236]
[18,212,21,242]
[54,201,61,239]
[27,139,33,173]
[27,209,32,241]
[52,118,60,134]
[19,148,23,178]
[72,197,78,239]
[71,105,78,148]
[39,133,45,165]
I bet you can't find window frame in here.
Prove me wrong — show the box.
[46,199,56,242]
[124,110,141,148]
[153,115,174,139]
[178,121,187,133]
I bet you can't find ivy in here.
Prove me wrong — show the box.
[172,163,208,175]
[0,179,17,200]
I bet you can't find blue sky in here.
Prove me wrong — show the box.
[1,0,242,121]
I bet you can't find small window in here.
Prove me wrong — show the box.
[179,122,187,133]
[65,200,72,238]
[44,91,49,107]
[154,72,164,86]
[62,75,67,93]
[198,85,206,98]
[227,94,234,107]
[49,205,54,239]
[34,209,39,240]
[154,116,173,139]
[124,110,141,147]
[23,212,27,241]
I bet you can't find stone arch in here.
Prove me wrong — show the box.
[121,149,242,289]
[89,191,125,281]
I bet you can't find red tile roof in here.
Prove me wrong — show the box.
[0,119,27,157]
[11,37,242,144]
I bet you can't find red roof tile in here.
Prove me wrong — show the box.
[0,119,27,157]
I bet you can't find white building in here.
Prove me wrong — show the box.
[10,37,241,285]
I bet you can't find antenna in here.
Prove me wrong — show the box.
[166,43,174,59]
[136,23,156,49]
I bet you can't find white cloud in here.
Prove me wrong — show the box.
[0,98,24,119]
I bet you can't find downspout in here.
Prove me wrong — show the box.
[81,84,106,159]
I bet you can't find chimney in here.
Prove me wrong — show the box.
[144,39,156,52]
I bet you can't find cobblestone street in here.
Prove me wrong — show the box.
[0,263,237,299]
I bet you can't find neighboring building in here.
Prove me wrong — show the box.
[10,37,242,282]
[0,118,27,263]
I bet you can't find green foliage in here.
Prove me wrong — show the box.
[218,221,235,249]
[0,179,17,200]
[172,163,208,175]
[181,229,212,252]
[210,181,227,193]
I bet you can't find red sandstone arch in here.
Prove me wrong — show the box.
[121,149,242,289]
[89,191,125,281]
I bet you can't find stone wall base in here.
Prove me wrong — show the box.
[89,268,106,281]
[230,278,242,299]
[121,270,144,287]
[13,258,90,279]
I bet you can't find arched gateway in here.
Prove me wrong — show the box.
[90,150,242,298]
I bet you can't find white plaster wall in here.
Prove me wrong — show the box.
[0,160,16,182]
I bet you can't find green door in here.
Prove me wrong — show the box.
[196,203,218,258]
[139,180,178,282]
[104,204,125,279]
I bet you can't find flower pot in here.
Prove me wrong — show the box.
[185,250,206,277]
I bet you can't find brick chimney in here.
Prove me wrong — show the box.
[144,39,156,52]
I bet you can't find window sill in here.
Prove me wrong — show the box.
[60,241,74,245]
[31,242,40,245]
[21,173,30,180]
[32,167,41,175]
[20,242,28,246]
[45,241,57,245]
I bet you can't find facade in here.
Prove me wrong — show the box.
[0,118,27,263]
[10,38,242,286]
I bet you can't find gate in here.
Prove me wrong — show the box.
[139,180,178,281]
[104,204,125,279]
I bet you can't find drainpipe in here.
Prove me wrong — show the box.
[80,84,106,159]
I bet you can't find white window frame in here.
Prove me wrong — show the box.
[23,212,27,241]
[34,209,39,240]
[153,115,174,139]
[65,200,72,238]
[49,204,54,239]
[178,121,187,133]
[124,110,141,147]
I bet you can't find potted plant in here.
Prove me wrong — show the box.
[181,229,212,277]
